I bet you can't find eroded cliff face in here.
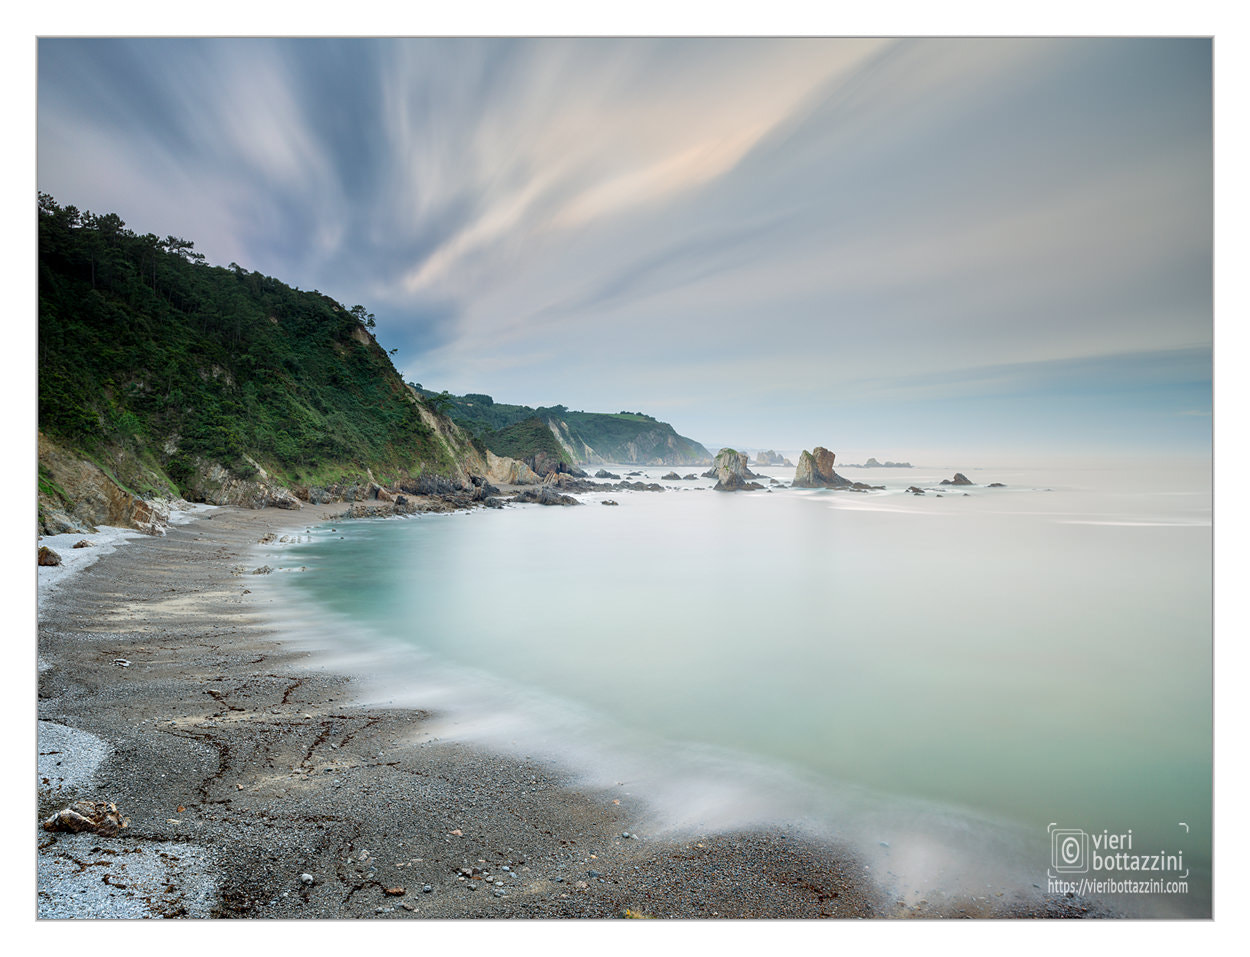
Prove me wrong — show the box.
[407,386,488,486]
[38,433,179,535]
[484,451,542,486]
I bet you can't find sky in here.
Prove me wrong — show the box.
[36,37,1212,462]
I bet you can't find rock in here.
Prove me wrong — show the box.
[385,887,406,896]
[301,873,315,885]
[988,482,1006,488]
[661,472,682,481]
[258,532,277,544]
[252,565,273,575]
[601,499,619,506]
[682,474,697,480]
[511,487,581,506]
[594,469,620,479]
[485,451,542,486]
[940,473,974,486]
[72,539,93,549]
[752,449,794,467]
[792,447,852,488]
[423,884,433,894]
[42,800,129,836]
[710,449,764,492]
[38,545,62,566]
[907,486,925,495]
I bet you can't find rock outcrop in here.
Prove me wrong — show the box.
[710,449,764,492]
[792,447,852,488]
[37,433,182,535]
[484,451,542,486]
[940,473,974,486]
[511,487,581,506]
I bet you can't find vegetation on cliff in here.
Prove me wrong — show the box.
[412,389,710,466]
[38,193,457,514]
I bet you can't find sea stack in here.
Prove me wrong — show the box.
[792,447,852,488]
[710,448,764,491]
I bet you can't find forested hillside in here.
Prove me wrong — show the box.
[37,194,468,527]
[415,389,710,466]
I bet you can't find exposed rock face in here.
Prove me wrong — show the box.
[710,449,764,492]
[485,451,542,486]
[792,447,852,488]
[183,460,304,510]
[940,473,974,486]
[38,433,179,535]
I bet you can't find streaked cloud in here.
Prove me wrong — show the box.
[37,37,1211,457]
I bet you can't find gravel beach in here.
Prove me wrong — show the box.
[36,502,1094,920]
[35,501,895,920]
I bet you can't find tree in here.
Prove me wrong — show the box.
[349,304,377,329]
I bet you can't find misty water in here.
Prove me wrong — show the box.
[265,461,1211,915]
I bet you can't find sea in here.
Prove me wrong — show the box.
[261,459,1212,916]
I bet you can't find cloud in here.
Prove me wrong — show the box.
[37,37,1212,454]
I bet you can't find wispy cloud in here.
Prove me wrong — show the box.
[37,37,1211,455]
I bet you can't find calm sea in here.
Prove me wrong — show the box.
[263,460,1211,915]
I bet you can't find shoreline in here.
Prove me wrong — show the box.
[36,500,1095,919]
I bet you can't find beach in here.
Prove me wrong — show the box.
[36,500,906,919]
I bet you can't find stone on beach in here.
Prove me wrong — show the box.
[42,800,130,837]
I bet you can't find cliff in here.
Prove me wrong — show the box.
[416,390,711,466]
[37,194,487,534]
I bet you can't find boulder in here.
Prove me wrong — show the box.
[940,473,974,486]
[792,447,852,488]
[594,469,621,480]
[511,487,581,506]
[38,545,62,566]
[661,472,682,481]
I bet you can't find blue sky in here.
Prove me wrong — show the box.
[37,37,1211,461]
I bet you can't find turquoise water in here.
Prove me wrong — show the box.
[266,461,1211,915]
